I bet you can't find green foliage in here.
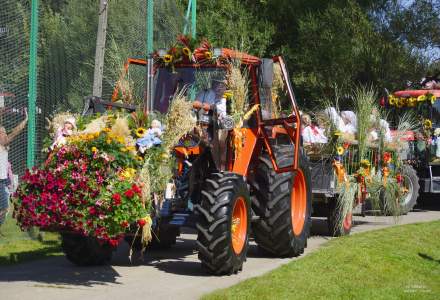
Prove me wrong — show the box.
[197,0,275,56]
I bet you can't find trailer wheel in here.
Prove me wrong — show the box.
[61,233,113,266]
[195,172,250,275]
[327,198,352,236]
[398,165,420,214]
[251,145,312,257]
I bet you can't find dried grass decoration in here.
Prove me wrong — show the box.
[227,62,259,159]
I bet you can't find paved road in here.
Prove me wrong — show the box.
[1,204,439,300]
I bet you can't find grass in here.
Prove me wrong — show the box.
[203,221,440,300]
[0,214,61,266]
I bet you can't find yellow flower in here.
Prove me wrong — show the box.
[408,97,417,107]
[424,119,432,129]
[429,94,437,104]
[417,95,426,102]
[136,156,143,162]
[163,54,173,64]
[136,127,147,138]
[161,153,170,160]
[121,147,128,152]
[91,147,98,153]
[334,131,342,137]
[103,127,111,133]
[120,168,136,179]
[106,139,112,144]
[388,95,395,106]
[223,91,233,99]
[360,159,371,169]
[126,145,136,152]
[182,47,191,57]
[116,136,125,144]
[204,51,212,60]
[336,146,344,156]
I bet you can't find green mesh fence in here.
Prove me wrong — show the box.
[0,0,188,240]
[1,0,188,173]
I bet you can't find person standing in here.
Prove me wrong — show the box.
[0,108,28,226]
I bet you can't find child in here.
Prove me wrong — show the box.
[51,117,76,149]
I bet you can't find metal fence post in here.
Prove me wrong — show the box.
[27,0,38,168]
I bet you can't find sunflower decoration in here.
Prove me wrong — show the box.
[163,54,173,64]
[388,95,396,106]
[135,127,147,138]
[360,159,371,169]
[408,97,417,107]
[423,119,432,130]
[429,94,437,105]
[182,47,191,58]
[204,51,213,60]
[336,146,345,156]
[417,94,426,103]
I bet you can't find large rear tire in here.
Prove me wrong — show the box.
[251,145,312,257]
[398,165,420,214]
[195,172,251,275]
[61,233,113,266]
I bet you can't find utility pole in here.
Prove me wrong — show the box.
[92,0,108,97]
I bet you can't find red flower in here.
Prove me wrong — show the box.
[137,219,146,227]
[108,239,119,247]
[124,189,135,199]
[112,193,122,205]
[121,220,129,228]
[131,184,142,195]
[396,174,403,184]
[88,207,97,215]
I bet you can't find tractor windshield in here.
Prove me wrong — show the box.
[153,67,226,113]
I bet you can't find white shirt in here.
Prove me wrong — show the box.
[302,126,328,144]
[0,146,8,180]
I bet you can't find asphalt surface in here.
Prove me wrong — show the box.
[0,200,439,300]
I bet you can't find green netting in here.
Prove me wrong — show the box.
[0,0,188,239]
[2,0,188,173]
[0,1,30,177]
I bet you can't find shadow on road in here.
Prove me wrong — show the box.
[0,256,121,286]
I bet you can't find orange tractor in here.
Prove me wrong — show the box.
[84,48,312,274]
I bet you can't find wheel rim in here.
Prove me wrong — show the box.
[400,174,413,206]
[291,169,307,236]
[231,196,247,255]
[343,213,352,231]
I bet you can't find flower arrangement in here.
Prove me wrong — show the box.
[387,93,437,108]
[13,121,149,246]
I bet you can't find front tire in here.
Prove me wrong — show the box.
[251,145,312,257]
[61,233,113,266]
[195,172,251,275]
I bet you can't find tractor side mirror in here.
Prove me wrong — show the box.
[260,59,274,89]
